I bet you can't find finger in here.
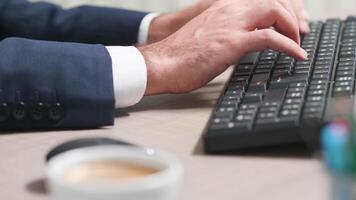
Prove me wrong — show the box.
[292,0,310,34]
[278,0,299,25]
[299,20,310,34]
[245,29,308,60]
[280,0,305,40]
[274,1,301,45]
[298,10,311,34]
[254,2,301,45]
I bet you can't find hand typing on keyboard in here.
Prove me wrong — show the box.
[139,0,309,95]
[204,16,356,152]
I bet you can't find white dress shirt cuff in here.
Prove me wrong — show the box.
[106,46,147,108]
[137,13,159,45]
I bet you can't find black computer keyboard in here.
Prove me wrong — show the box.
[203,17,356,153]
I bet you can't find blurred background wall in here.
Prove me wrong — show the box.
[32,0,356,20]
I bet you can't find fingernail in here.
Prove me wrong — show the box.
[301,48,308,60]
[300,21,310,34]
[301,10,310,20]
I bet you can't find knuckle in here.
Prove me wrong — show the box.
[259,29,274,42]
[211,32,236,50]
[267,0,279,16]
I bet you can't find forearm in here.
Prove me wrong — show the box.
[0,0,147,45]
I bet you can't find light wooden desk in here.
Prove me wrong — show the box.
[0,67,330,200]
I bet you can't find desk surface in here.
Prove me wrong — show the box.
[0,67,330,200]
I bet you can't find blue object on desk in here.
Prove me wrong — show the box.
[322,121,350,172]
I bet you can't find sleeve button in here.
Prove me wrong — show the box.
[12,102,26,121]
[49,103,63,122]
[0,103,10,122]
[31,102,45,121]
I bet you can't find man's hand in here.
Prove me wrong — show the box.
[147,0,218,43]
[147,0,310,43]
[140,0,308,95]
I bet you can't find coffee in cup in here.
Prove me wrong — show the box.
[46,145,182,200]
[62,160,160,184]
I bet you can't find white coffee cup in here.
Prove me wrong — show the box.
[46,145,183,200]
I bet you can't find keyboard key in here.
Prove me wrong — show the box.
[289,82,307,88]
[286,92,304,99]
[237,65,254,71]
[257,112,276,119]
[259,107,278,113]
[304,108,324,116]
[220,100,239,107]
[255,117,298,131]
[212,118,231,124]
[313,69,330,74]
[337,66,354,71]
[309,84,327,91]
[235,114,254,122]
[315,61,332,66]
[334,81,353,87]
[308,90,326,96]
[312,74,330,80]
[288,87,304,93]
[306,96,324,102]
[225,90,243,96]
[314,65,330,70]
[239,52,260,64]
[284,98,303,104]
[269,75,308,89]
[214,111,234,119]
[238,110,255,115]
[264,88,287,102]
[235,71,251,76]
[240,104,258,110]
[338,62,355,67]
[340,51,356,57]
[337,71,354,76]
[210,122,250,131]
[294,70,310,76]
[223,94,241,99]
[248,74,270,92]
[254,69,271,74]
[340,57,355,62]
[305,101,324,108]
[280,109,299,117]
[333,86,353,96]
[243,93,263,103]
[218,107,235,112]
[335,76,353,81]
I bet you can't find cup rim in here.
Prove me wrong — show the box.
[46,145,183,193]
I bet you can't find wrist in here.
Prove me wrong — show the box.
[139,40,185,95]
[138,44,166,95]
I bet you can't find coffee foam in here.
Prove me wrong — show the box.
[62,160,160,183]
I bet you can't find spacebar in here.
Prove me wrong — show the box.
[269,75,308,89]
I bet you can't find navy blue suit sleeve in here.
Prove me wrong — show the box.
[0,0,148,45]
[0,37,115,130]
